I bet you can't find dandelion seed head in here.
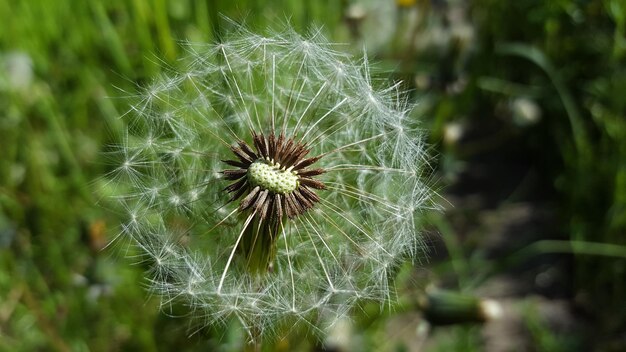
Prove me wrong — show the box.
[108,20,434,341]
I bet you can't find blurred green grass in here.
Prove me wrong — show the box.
[0,1,347,350]
[1,0,625,351]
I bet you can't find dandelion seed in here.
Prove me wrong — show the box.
[109,21,433,341]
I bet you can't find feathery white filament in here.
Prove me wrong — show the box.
[109,21,433,340]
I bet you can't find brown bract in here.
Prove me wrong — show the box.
[220,131,327,272]
[222,131,326,221]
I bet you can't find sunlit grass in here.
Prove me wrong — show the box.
[1,0,624,350]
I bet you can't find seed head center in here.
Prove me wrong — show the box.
[247,160,299,194]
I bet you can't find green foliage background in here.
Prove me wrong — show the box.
[0,0,624,351]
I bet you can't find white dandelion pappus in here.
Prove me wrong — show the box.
[111,22,432,339]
